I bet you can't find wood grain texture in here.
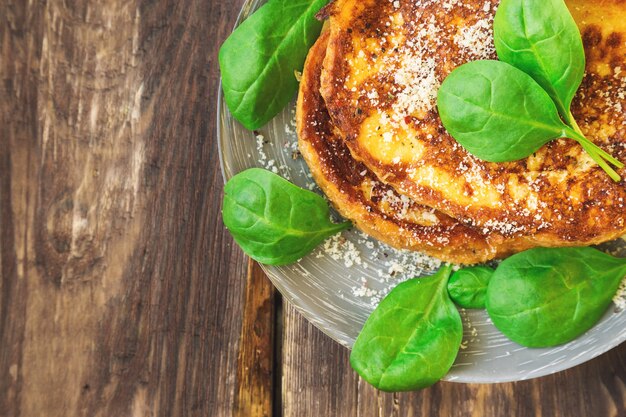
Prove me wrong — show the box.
[1,0,248,416]
[234,260,276,417]
[2,0,626,416]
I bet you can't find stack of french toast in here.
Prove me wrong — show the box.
[296,0,626,264]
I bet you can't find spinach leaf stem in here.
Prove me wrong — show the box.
[562,124,623,181]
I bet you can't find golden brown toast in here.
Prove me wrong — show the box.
[320,0,626,246]
[297,30,534,264]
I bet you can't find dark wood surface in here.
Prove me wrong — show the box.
[1,0,625,416]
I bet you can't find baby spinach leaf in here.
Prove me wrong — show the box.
[486,247,626,348]
[222,168,350,265]
[350,265,462,391]
[219,0,327,130]
[494,0,585,124]
[438,60,567,162]
[448,266,495,309]
[437,60,623,181]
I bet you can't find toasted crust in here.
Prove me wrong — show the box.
[297,30,534,264]
[320,0,626,246]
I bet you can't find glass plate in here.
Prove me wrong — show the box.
[217,0,626,383]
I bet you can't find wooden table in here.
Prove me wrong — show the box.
[1,0,625,415]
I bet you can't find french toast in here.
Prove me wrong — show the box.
[319,0,626,246]
[297,30,534,264]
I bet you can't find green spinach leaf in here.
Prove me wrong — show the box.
[222,168,350,265]
[437,60,623,181]
[219,0,326,130]
[438,60,569,161]
[486,247,626,348]
[494,0,585,125]
[350,265,462,391]
[448,266,494,309]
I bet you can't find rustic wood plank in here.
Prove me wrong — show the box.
[281,303,359,416]
[282,302,626,417]
[234,260,276,417]
[0,0,248,416]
